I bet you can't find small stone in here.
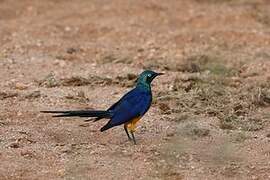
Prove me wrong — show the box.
[20,150,34,158]
[89,151,96,155]
[15,82,28,90]
[61,145,72,153]
[54,60,67,67]
[66,47,77,54]
[8,142,20,148]
[58,169,65,177]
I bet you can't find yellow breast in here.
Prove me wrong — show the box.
[126,117,141,132]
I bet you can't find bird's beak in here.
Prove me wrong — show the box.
[156,72,164,76]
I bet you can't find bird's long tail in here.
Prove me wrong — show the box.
[40,110,112,118]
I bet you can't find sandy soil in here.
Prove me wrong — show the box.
[0,0,270,179]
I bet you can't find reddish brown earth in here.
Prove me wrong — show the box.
[0,0,270,179]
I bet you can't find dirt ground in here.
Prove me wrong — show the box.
[0,0,270,179]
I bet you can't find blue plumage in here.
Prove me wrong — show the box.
[106,87,152,127]
[41,70,163,144]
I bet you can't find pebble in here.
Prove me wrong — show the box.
[14,82,27,90]
[8,142,20,149]
[54,60,67,67]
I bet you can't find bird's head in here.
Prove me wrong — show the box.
[136,70,164,87]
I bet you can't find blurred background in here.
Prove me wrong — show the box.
[0,0,270,179]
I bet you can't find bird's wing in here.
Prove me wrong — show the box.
[109,88,152,126]
[107,88,137,111]
[92,88,138,122]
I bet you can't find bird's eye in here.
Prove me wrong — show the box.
[147,74,152,77]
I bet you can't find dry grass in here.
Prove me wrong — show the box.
[0,91,18,100]
[157,53,270,131]
[38,73,137,88]
[251,4,270,27]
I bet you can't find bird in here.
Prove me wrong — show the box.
[41,70,163,144]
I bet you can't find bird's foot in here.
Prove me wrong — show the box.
[130,131,137,145]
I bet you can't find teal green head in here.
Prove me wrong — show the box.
[136,70,164,88]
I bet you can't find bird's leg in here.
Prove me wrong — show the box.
[126,117,140,145]
[124,124,132,140]
[130,131,136,145]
